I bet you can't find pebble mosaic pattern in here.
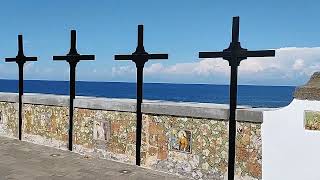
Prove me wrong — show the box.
[24,104,69,142]
[0,102,18,138]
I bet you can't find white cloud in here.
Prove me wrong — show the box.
[144,63,164,74]
[111,65,135,77]
[143,59,229,77]
[292,59,304,70]
[2,47,319,85]
[111,47,320,85]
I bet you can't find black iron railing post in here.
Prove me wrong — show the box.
[228,64,238,179]
[136,65,143,164]
[5,35,37,140]
[18,62,23,140]
[199,16,275,180]
[69,62,76,150]
[115,25,168,166]
[53,30,95,151]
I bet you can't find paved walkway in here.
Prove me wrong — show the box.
[0,136,183,180]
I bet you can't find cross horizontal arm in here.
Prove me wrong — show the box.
[199,52,224,58]
[24,57,37,61]
[148,54,168,59]
[5,56,37,62]
[53,55,95,61]
[115,54,168,61]
[5,58,17,62]
[76,55,95,60]
[245,50,275,57]
[114,55,133,60]
[52,56,66,60]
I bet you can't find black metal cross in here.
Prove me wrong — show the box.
[53,30,95,151]
[199,16,275,180]
[5,35,37,140]
[114,25,168,166]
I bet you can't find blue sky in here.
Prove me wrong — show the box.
[0,0,319,85]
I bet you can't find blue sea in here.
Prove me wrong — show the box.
[0,79,295,108]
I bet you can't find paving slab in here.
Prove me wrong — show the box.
[0,136,185,180]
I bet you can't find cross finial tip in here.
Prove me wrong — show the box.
[233,16,240,22]
[138,25,144,32]
[231,16,240,43]
[68,30,78,55]
[17,34,24,56]
[18,35,23,41]
[71,30,76,34]
[136,25,145,53]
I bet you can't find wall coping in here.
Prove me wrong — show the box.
[0,92,265,123]
[0,92,18,102]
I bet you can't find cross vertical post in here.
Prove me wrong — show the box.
[115,25,168,166]
[5,35,37,140]
[53,30,95,151]
[199,16,275,180]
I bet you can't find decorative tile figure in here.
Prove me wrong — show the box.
[93,121,110,141]
[170,129,192,153]
[305,110,320,131]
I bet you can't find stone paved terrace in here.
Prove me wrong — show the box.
[0,136,186,180]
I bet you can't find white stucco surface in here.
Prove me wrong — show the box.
[262,99,320,180]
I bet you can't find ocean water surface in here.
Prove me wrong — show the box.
[0,79,295,108]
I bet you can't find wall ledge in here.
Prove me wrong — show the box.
[0,92,264,123]
[23,93,70,107]
[0,92,18,103]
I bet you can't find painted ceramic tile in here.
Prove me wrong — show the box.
[305,110,320,131]
[93,120,110,141]
[170,129,192,153]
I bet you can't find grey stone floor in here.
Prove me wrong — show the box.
[0,136,184,180]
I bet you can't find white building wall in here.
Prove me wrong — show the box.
[262,99,320,180]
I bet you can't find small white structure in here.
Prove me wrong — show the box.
[262,72,320,180]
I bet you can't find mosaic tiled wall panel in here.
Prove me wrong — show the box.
[305,110,320,131]
[0,102,18,138]
[73,109,262,180]
[0,103,262,180]
[73,108,137,163]
[143,115,262,180]
[23,104,69,149]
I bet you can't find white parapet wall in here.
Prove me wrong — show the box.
[263,99,320,180]
[262,72,320,180]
